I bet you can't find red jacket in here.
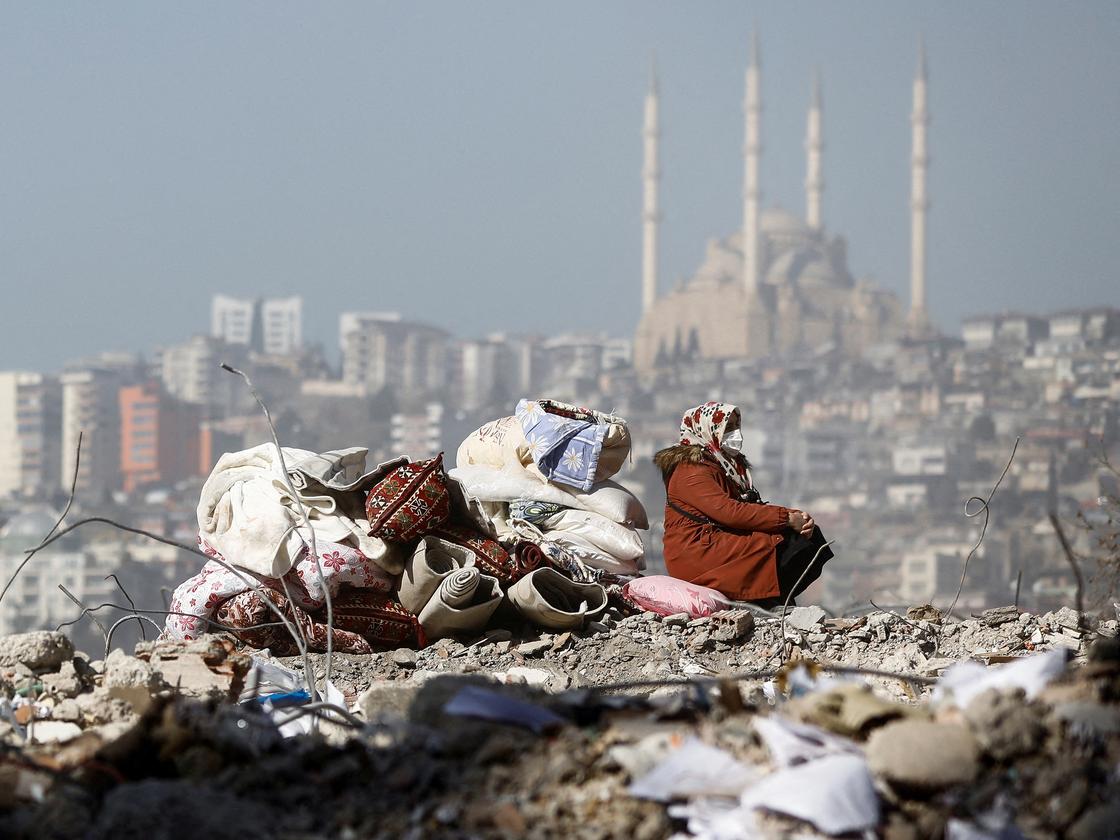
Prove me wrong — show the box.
[657,446,791,601]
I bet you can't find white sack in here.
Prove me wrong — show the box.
[449,464,649,529]
[535,509,645,562]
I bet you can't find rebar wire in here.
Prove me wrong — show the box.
[55,601,288,636]
[104,573,145,640]
[1049,513,1087,631]
[944,436,1021,619]
[572,661,936,698]
[0,431,83,608]
[104,615,165,659]
[221,363,333,695]
[270,701,368,731]
[778,539,837,664]
[32,515,313,683]
[58,585,109,642]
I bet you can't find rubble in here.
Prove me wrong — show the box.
[0,603,1116,838]
[0,631,74,672]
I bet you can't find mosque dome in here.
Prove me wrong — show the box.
[760,208,810,238]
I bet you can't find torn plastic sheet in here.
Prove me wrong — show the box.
[239,655,305,703]
[268,680,346,738]
[740,754,880,835]
[668,797,762,840]
[628,737,758,802]
[443,685,567,733]
[933,648,1068,709]
[668,754,879,838]
[752,714,862,768]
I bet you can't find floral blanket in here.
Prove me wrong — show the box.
[516,399,610,492]
[164,537,413,653]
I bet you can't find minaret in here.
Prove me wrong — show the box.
[908,39,930,332]
[805,68,824,230]
[742,32,761,295]
[641,57,660,314]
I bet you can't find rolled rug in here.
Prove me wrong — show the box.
[418,568,504,640]
[514,541,545,575]
[398,536,477,614]
[506,567,608,631]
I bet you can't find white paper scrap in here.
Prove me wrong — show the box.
[933,648,1067,709]
[740,754,880,835]
[629,737,758,802]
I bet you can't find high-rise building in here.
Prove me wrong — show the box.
[211,294,302,355]
[260,296,302,356]
[389,403,444,460]
[60,366,132,496]
[0,372,62,499]
[119,381,201,493]
[210,295,257,347]
[340,312,448,396]
[159,335,244,413]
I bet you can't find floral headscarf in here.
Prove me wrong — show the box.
[679,401,753,498]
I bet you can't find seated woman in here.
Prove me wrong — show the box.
[654,401,832,608]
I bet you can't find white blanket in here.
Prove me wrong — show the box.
[197,443,400,578]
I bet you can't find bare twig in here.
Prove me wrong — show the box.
[0,431,83,607]
[222,363,333,695]
[944,436,1020,618]
[1049,512,1086,630]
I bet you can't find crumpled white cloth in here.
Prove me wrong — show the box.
[197,443,396,578]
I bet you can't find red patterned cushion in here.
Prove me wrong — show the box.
[365,454,450,543]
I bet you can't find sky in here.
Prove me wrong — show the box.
[2,1,1119,370]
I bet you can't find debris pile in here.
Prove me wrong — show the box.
[1,605,1117,838]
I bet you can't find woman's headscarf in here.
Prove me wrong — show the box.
[678,401,753,498]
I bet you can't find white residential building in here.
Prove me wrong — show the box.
[211,294,302,355]
[340,312,448,396]
[261,296,302,355]
[0,372,62,499]
[211,295,256,347]
[159,335,243,413]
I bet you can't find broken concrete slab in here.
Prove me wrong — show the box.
[0,632,74,673]
[102,650,169,714]
[785,606,827,632]
[134,636,251,700]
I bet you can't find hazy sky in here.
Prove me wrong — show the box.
[3,2,1118,370]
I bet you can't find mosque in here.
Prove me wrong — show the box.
[633,36,933,371]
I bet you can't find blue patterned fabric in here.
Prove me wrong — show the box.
[515,399,609,492]
[509,498,567,524]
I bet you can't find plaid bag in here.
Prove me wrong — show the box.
[365,453,450,543]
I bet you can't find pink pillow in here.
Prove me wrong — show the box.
[622,575,733,618]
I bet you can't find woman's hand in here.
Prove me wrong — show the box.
[788,510,815,537]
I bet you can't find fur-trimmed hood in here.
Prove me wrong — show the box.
[653,444,709,482]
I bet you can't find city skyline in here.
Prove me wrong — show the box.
[2,2,1118,371]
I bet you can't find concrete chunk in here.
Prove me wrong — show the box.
[785,606,827,632]
[867,720,979,789]
[0,631,74,672]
